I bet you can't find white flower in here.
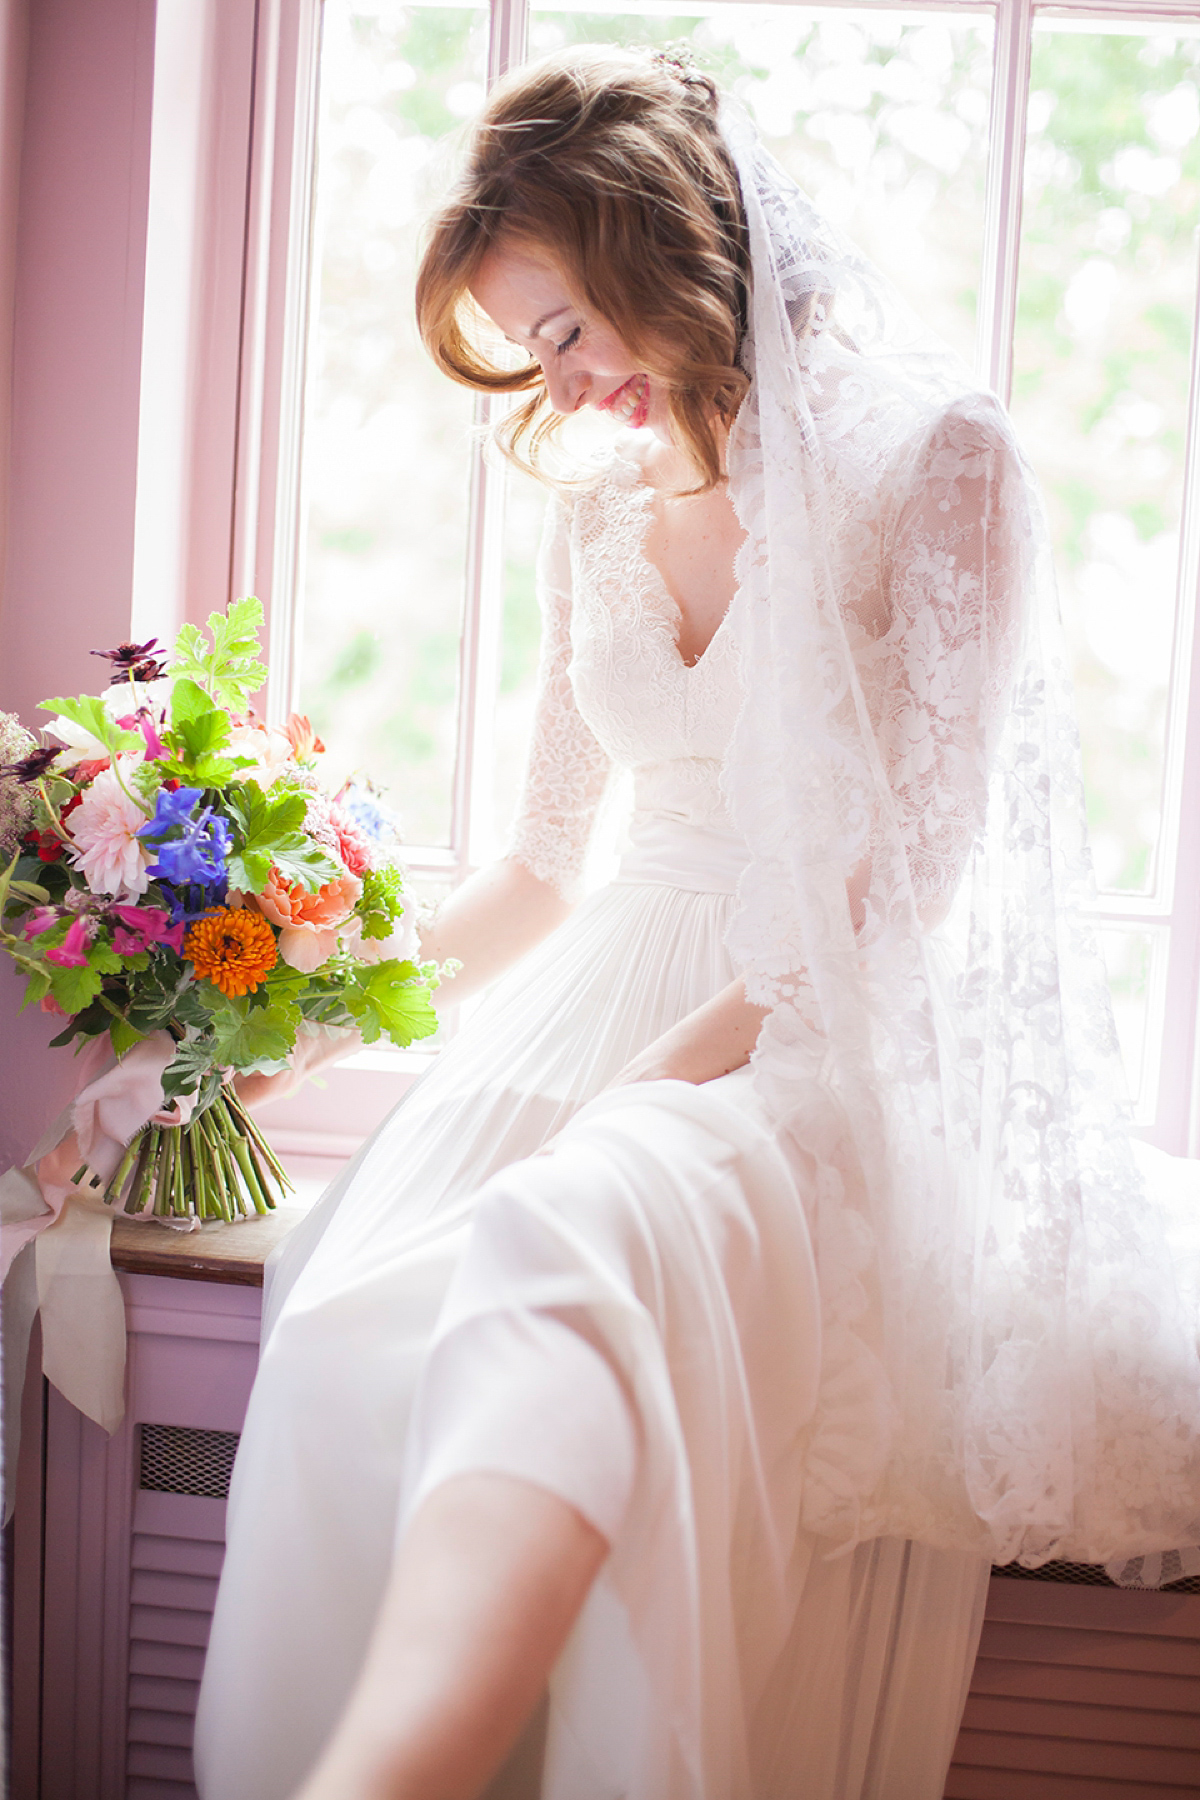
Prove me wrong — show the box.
[67,758,151,899]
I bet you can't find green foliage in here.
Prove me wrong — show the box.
[205,990,302,1072]
[342,958,437,1047]
[161,677,248,785]
[44,940,123,1017]
[37,696,142,763]
[171,597,269,713]
[357,864,407,941]
[225,782,342,894]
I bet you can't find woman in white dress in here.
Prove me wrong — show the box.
[194,46,1200,1800]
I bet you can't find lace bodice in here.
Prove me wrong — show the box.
[508,447,744,898]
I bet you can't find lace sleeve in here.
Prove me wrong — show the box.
[868,395,1033,924]
[506,496,615,900]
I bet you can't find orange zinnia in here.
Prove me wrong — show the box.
[184,907,278,998]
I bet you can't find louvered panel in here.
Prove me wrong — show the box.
[129,1674,202,1714]
[127,1508,229,1800]
[968,1658,1200,1713]
[945,1577,1200,1797]
[952,1729,1200,1785]
[128,1741,197,1781]
[131,1533,225,1578]
[960,1693,1200,1749]
[129,1706,195,1749]
[131,1603,214,1650]
[128,1640,207,1682]
[131,1566,220,1613]
[945,1769,1192,1800]
[977,1621,1200,1677]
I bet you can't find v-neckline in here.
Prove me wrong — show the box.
[621,462,733,673]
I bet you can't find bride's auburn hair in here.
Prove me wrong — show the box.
[415,46,751,491]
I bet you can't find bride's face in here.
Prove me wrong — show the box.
[470,243,673,443]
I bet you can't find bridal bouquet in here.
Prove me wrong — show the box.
[0,598,440,1222]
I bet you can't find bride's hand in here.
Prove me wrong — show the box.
[607,979,768,1089]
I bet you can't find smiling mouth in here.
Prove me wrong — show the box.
[595,373,649,429]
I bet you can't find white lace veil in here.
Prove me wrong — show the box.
[718,102,1200,1572]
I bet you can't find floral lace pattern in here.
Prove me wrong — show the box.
[721,108,1200,1567]
[508,453,744,897]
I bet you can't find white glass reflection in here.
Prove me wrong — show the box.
[1012,26,1200,897]
[300,0,489,847]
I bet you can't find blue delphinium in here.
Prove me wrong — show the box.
[138,786,232,886]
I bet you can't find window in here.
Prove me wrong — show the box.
[260,0,1200,1149]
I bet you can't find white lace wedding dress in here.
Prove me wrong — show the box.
[193,443,997,1800]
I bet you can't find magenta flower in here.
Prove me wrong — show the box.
[116,708,167,761]
[45,917,92,968]
[109,903,186,956]
[21,906,59,941]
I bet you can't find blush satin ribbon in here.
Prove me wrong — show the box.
[0,1033,197,1469]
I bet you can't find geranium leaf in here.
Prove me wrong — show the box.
[342,959,438,1048]
[170,597,268,713]
[39,695,142,762]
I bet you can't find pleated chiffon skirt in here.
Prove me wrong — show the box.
[194,869,989,1800]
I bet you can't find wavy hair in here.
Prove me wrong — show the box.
[414,46,751,491]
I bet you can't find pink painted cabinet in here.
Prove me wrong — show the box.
[10,1271,262,1800]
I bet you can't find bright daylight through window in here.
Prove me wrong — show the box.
[295,0,1200,1138]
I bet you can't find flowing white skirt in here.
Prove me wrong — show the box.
[194,845,990,1800]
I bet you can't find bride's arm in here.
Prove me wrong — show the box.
[609,978,769,1087]
[420,857,572,1007]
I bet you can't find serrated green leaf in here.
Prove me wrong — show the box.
[109,1017,147,1058]
[343,959,438,1048]
[38,695,143,763]
[225,782,341,895]
[169,597,269,712]
[206,991,300,1069]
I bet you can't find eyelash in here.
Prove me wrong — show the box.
[555,327,582,356]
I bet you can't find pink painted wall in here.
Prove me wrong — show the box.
[0,0,156,1169]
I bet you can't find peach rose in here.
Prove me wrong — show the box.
[253,867,362,973]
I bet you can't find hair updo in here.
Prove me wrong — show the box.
[415,46,751,491]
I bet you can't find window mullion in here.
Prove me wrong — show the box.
[450,0,531,879]
[976,0,1033,398]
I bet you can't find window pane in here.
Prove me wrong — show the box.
[299,0,489,847]
[1096,923,1168,1122]
[1012,26,1200,897]
[492,4,995,844]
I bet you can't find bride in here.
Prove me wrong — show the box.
[193,45,1200,1800]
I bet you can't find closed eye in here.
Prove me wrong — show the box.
[555,326,582,356]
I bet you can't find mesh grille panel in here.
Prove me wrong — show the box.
[139,1424,240,1499]
[994,1557,1200,1594]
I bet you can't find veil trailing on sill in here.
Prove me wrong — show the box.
[718,102,1200,1574]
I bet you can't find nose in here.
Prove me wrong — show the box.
[540,358,586,416]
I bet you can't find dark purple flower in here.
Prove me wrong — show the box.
[0,744,61,784]
[91,638,168,686]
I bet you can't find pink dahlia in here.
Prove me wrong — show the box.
[328,803,374,877]
[67,759,151,900]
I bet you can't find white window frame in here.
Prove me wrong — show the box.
[229,0,1200,1154]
